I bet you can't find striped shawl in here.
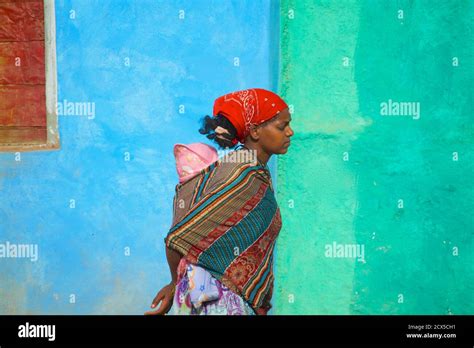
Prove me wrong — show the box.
[165,148,282,313]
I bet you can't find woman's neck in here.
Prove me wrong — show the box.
[241,143,270,166]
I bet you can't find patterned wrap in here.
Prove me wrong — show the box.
[165,148,282,314]
[171,257,256,315]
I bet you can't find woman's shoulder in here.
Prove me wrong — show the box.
[212,148,271,186]
[218,148,261,169]
[177,148,269,194]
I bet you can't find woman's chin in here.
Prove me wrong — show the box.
[278,146,289,154]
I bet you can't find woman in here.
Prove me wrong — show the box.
[145,88,293,315]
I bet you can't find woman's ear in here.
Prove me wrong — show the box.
[247,125,260,142]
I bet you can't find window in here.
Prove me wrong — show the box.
[0,0,58,152]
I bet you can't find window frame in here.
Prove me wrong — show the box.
[0,0,59,152]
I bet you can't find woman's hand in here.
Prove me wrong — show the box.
[255,307,269,315]
[144,282,176,315]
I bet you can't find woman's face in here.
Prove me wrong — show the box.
[257,108,294,155]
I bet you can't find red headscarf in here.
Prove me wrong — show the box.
[213,88,288,144]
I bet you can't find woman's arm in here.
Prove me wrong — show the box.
[166,245,182,285]
[144,246,183,315]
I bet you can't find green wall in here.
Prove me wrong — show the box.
[275,0,473,314]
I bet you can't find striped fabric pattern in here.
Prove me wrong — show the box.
[165,148,282,312]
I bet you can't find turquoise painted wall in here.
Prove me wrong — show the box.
[275,0,473,314]
[0,0,279,314]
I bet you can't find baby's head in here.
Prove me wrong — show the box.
[173,143,219,184]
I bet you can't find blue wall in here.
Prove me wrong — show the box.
[0,0,279,314]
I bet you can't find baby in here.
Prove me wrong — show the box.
[174,142,219,184]
[173,142,220,309]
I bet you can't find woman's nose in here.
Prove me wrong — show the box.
[287,126,294,137]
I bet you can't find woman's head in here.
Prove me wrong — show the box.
[199,88,294,154]
[245,107,293,155]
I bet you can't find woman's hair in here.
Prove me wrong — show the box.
[198,114,238,149]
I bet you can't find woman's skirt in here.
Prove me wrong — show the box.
[171,257,255,315]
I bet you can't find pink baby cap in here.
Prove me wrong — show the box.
[173,143,219,184]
